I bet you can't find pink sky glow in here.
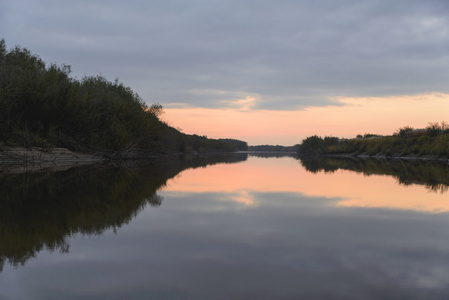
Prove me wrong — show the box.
[163,93,449,146]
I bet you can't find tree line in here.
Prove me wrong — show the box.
[297,122,449,158]
[0,39,246,157]
[248,145,299,152]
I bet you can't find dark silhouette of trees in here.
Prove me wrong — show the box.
[248,145,298,152]
[0,153,248,271]
[0,39,246,156]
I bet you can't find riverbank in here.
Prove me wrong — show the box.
[298,127,449,162]
[0,146,104,173]
[0,146,248,173]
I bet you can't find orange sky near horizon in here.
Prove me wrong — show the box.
[162,93,449,146]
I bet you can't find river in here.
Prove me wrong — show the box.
[1,154,449,299]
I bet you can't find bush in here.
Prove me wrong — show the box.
[0,39,246,154]
[298,125,449,157]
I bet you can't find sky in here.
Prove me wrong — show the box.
[1,0,449,145]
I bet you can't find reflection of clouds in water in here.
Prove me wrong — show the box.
[333,191,449,214]
[4,190,449,298]
[4,153,449,299]
[165,156,449,214]
[217,192,449,292]
[164,190,258,210]
[231,190,256,206]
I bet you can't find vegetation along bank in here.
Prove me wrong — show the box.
[0,39,247,162]
[298,122,449,161]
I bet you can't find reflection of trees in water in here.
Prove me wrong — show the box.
[248,153,296,159]
[298,157,449,193]
[426,183,448,193]
[0,153,247,271]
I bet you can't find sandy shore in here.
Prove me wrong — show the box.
[0,147,104,173]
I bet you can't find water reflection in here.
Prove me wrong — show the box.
[0,154,247,271]
[3,154,449,299]
[150,191,449,300]
[165,155,449,213]
[299,157,449,193]
[247,152,297,159]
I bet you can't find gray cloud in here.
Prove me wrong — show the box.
[2,0,449,110]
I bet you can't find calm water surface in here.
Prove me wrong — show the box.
[1,154,449,299]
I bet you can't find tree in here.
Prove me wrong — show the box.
[395,126,414,138]
[0,39,6,57]
[427,122,442,137]
[147,103,164,118]
[298,135,325,155]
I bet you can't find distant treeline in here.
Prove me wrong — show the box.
[298,122,449,158]
[0,39,246,157]
[219,139,248,151]
[248,145,299,152]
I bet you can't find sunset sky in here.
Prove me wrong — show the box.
[2,1,448,145]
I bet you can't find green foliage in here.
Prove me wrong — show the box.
[147,103,164,118]
[298,124,449,158]
[395,126,414,138]
[298,135,326,155]
[0,40,246,155]
[298,135,349,155]
[426,122,449,137]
